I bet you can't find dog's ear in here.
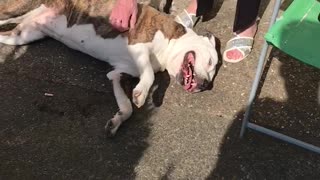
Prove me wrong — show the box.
[200,31,216,47]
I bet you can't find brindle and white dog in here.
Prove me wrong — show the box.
[0,0,218,136]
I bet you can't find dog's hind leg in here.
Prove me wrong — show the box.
[105,70,133,137]
[0,13,32,26]
[0,4,46,26]
[0,5,47,45]
[0,26,45,45]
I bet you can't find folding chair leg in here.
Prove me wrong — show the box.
[240,0,283,138]
[239,41,270,138]
[239,0,320,154]
[248,123,320,154]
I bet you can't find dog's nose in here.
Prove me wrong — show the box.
[199,79,210,91]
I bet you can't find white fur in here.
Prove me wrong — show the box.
[0,4,218,136]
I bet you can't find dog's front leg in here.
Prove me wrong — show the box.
[105,70,133,137]
[129,44,155,108]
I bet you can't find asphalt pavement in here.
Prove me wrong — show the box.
[1,0,320,179]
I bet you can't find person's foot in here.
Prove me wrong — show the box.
[223,21,258,63]
[174,0,198,28]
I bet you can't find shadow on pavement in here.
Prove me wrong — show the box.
[207,52,320,179]
[0,1,172,179]
[207,18,320,179]
[0,34,170,180]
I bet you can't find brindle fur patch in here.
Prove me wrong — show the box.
[126,4,186,44]
[0,0,43,19]
[0,0,186,42]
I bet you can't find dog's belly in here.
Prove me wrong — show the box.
[37,10,139,76]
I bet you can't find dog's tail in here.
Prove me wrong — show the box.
[1,5,47,27]
[0,14,28,26]
[0,0,44,27]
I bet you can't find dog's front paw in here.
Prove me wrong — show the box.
[132,87,148,108]
[104,117,121,137]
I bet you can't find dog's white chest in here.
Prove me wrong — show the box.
[38,12,142,75]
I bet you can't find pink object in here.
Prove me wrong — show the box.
[182,52,197,92]
[109,0,138,32]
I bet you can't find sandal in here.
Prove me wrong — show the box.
[223,36,254,63]
[174,9,199,28]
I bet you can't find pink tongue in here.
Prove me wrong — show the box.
[183,52,196,91]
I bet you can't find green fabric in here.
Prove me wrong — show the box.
[265,0,320,69]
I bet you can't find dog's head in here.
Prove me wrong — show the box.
[166,29,218,93]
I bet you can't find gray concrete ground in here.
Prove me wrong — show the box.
[1,0,320,179]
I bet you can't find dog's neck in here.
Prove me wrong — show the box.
[124,4,187,45]
[147,28,195,74]
[148,31,177,72]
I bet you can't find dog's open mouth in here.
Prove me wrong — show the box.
[181,51,197,92]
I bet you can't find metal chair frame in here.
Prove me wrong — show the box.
[239,0,320,154]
